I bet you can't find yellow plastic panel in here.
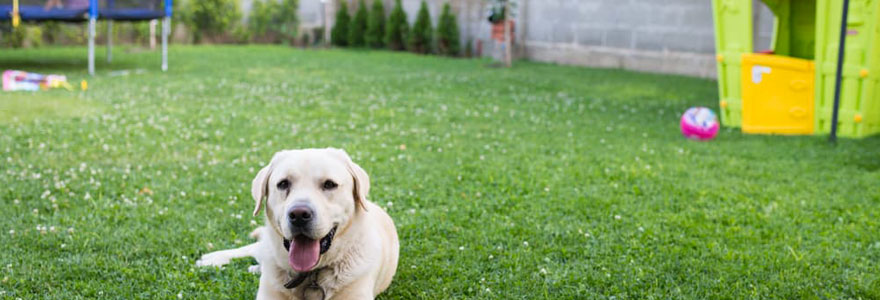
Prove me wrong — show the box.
[741,54,815,134]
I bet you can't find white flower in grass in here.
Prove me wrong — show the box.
[177,292,183,299]
[614,215,621,220]
[539,268,548,275]
[67,227,74,234]
[8,230,13,235]
[523,241,529,247]
[32,209,38,214]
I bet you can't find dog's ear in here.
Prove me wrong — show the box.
[327,148,369,211]
[251,163,273,216]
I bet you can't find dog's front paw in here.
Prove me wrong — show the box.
[195,251,232,267]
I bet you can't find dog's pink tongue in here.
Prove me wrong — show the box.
[289,236,320,272]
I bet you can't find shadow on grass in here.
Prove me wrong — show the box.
[845,135,880,172]
[0,93,102,123]
[0,55,139,74]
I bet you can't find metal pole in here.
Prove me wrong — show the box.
[88,18,96,75]
[162,0,172,72]
[503,1,512,67]
[162,16,169,71]
[150,19,157,50]
[829,0,850,143]
[107,20,113,63]
[323,0,331,47]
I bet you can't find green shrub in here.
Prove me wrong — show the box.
[384,0,408,51]
[365,0,385,48]
[436,2,460,56]
[408,0,432,54]
[26,26,43,48]
[183,0,241,43]
[232,24,252,44]
[42,22,62,44]
[275,0,300,44]
[331,1,351,46]
[249,0,300,44]
[133,22,152,45]
[348,0,368,47]
[2,25,26,48]
[249,0,273,37]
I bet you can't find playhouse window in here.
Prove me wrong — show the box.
[758,0,817,60]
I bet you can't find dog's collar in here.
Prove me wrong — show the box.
[285,268,327,300]
[284,268,320,289]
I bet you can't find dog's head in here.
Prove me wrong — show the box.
[251,148,369,272]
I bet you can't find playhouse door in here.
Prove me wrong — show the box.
[741,54,815,134]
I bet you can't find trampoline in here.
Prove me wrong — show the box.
[1,0,173,75]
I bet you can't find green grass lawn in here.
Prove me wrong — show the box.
[1,46,879,299]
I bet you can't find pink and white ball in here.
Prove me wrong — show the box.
[680,107,719,140]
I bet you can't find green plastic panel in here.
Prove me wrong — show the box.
[763,0,817,59]
[815,0,880,138]
[712,0,753,127]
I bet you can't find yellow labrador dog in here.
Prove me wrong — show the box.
[197,148,399,299]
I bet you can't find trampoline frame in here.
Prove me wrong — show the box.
[5,0,172,75]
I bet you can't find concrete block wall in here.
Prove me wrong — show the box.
[298,0,778,78]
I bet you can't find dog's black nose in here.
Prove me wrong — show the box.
[288,204,314,227]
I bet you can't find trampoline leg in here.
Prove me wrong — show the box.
[107,20,113,63]
[162,17,170,72]
[150,19,157,50]
[88,18,96,76]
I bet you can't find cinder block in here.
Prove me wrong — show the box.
[604,29,633,49]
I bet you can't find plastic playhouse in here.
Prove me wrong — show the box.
[711,0,879,138]
[1,0,173,75]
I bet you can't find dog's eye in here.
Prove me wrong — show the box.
[322,180,338,190]
[276,179,290,190]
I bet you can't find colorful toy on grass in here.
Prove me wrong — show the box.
[680,107,720,141]
[2,70,79,91]
[711,0,880,138]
